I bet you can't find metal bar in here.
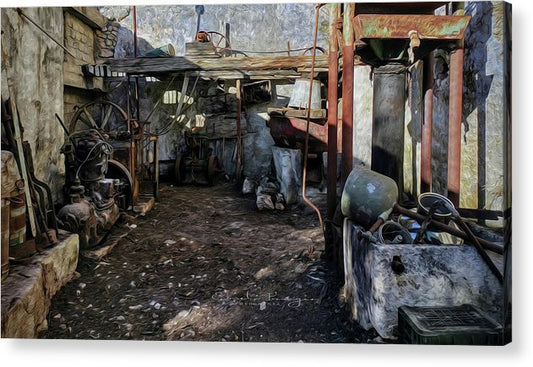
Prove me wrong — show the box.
[447,47,464,206]
[421,53,434,193]
[393,203,503,255]
[301,3,324,232]
[7,91,38,237]
[16,8,76,59]
[453,213,503,283]
[327,2,341,219]
[341,3,355,190]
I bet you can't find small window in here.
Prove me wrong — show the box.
[163,90,177,104]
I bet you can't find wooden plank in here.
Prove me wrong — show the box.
[189,69,303,80]
[65,7,107,30]
[104,55,331,75]
[268,107,327,120]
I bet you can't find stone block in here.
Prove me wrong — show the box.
[1,232,79,338]
[99,48,114,58]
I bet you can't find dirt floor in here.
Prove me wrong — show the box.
[41,181,384,343]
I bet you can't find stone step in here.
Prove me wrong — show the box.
[1,231,79,338]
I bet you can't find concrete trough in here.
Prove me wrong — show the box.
[342,219,504,340]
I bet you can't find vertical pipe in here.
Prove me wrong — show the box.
[447,47,464,207]
[235,79,242,181]
[225,23,231,57]
[133,6,138,58]
[327,3,341,219]
[341,3,355,189]
[371,64,406,193]
[301,3,324,232]
[421,53,434,193]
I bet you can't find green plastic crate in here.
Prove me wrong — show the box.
[398,304,504,345]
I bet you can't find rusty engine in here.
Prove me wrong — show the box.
[57,130,124,249]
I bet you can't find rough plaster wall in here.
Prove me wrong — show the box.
[1,7,65,202]
[99,4,329,56]
[353,65,373,168]
[431,1,507,217]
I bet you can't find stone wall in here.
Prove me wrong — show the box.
[95,21,120,60]
[64,11,97,89]
[1,7,66,202]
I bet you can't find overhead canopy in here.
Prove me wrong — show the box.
[102,54,335,81]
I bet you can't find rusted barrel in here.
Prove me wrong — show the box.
[9,193,26,247]
[1,198,10,281]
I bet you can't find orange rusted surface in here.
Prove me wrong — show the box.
[353,14,471,41]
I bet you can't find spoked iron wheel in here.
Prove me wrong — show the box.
[205,31,231,55]
[69,100,129,135]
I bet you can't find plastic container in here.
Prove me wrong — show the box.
[398,304,503,345]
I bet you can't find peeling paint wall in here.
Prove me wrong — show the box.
[1,7,65,202]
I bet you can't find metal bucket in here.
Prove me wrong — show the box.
[417,192,454,223]
[376,221,413,244]
[1,198,10,281]
[288,79,322,109]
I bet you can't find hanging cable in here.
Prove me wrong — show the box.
[302,3,325,232]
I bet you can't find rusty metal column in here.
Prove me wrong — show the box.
[340,3,355,189]
[327,3,341,219]
[447,46,464,206]
[421,53,434,193]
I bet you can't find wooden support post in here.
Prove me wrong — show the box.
[236,79,242,181]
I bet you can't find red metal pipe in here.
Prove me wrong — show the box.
[327,3,340,219]
[421,53,434,193]
[447,47,464,206]
[341,3,355,189]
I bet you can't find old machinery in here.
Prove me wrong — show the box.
[58,129,124,249]
[57,100,139,249]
